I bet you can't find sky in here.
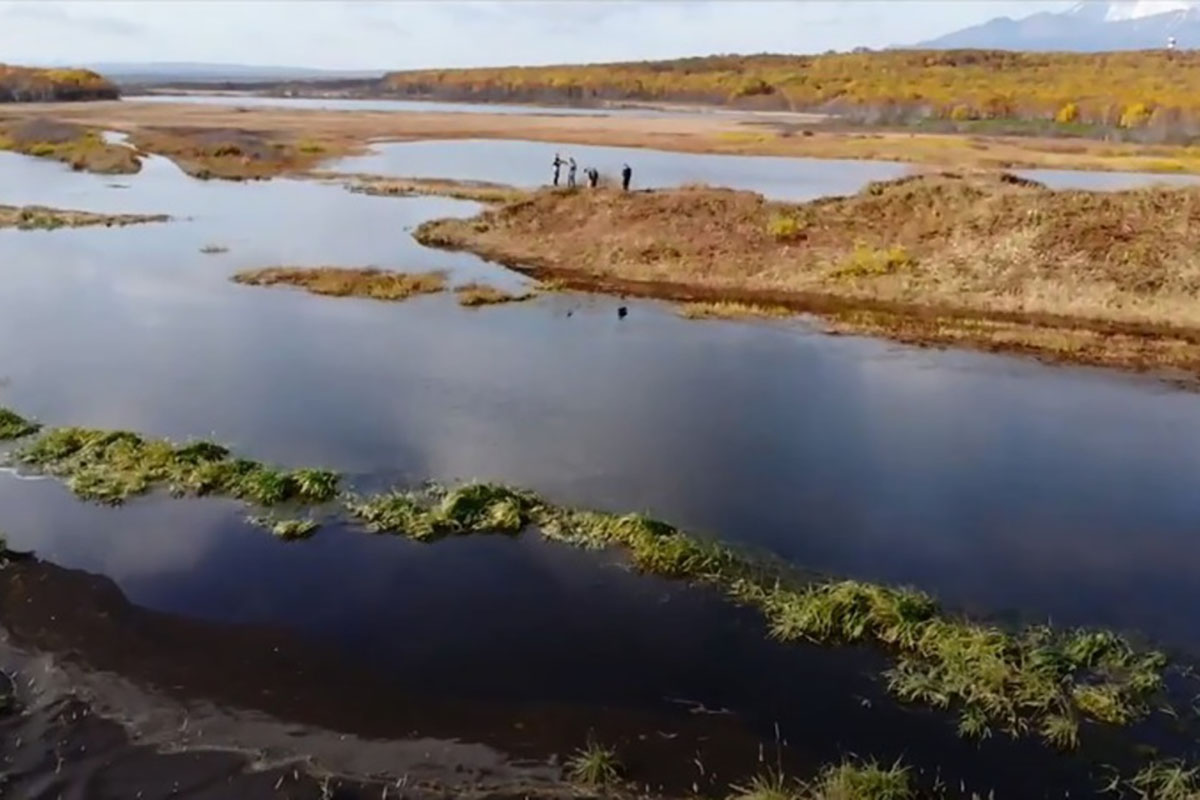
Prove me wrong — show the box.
[0,1,1082,71]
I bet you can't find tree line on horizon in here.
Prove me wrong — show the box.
[381,50,1200,138]
[0,65,118,103]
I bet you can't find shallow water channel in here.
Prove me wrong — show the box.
[3,143,1200,797]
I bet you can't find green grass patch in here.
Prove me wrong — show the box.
[0,408,39,440]
[347,482,540,540]
[13,426,339,507]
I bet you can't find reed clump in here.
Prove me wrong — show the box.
[566,739,622,787]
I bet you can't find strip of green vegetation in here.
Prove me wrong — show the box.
[0,407,1170,751]
[0,408,39,440]
[12,426,339,507]
[346,482,1167,748]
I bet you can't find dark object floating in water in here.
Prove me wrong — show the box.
[618,306,628,319]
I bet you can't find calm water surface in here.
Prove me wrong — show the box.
[329,138,1200,200]
[3,144,1200,794]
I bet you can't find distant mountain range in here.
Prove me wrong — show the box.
[77,62,382,85]
[917,0,1200,50]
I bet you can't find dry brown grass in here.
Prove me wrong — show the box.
[454,282,535,307]
[677,301,793,320]
[0,118,139,174]
[125,126,356,180]
[9,101,1200,175]
[414,174,1200,375]
[0,204,167,230]
[232,267,447,301]
[324,172,528,204]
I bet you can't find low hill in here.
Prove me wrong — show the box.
[0,65,119,103]
[381,50,1200,131]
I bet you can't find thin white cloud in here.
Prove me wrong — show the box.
[0,1,1076,70]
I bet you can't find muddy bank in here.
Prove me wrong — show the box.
[0,555,820,799]
[414,173,1200,379]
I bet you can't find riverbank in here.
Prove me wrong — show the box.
[5,100,1200,178]
[413,172,1200,378]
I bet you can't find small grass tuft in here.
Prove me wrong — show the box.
[767,213,805,242]
[805,758,913,800]
[677,301,792,320]
[347,482,541,540]
[454,283,535,307]
[833,243,917,279]
[248,515,320,540]
[1128,761,1200,800]
[566,739,622,787]
[729,769,800,800]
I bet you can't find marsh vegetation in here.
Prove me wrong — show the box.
[2,407,1172,752]
[232,266,447,301]
[0,204,167,230]
[329,173,528,204]
[415,173,1200,376]
[454,282,535,307]
[0,118,139,174]
[346,481,1168,748]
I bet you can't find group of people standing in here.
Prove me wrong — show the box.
[552,153,632,191]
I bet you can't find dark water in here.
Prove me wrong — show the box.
[4,144,1200,794]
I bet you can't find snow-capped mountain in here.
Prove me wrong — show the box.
[915,1,1200,50]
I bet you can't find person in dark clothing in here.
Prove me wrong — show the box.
[552,153,564,186]
[586,167,599,188]
[621,163,632,191]
[567,157,577,188]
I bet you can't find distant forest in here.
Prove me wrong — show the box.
[381,50,1200,137]
[0,65,119,103]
